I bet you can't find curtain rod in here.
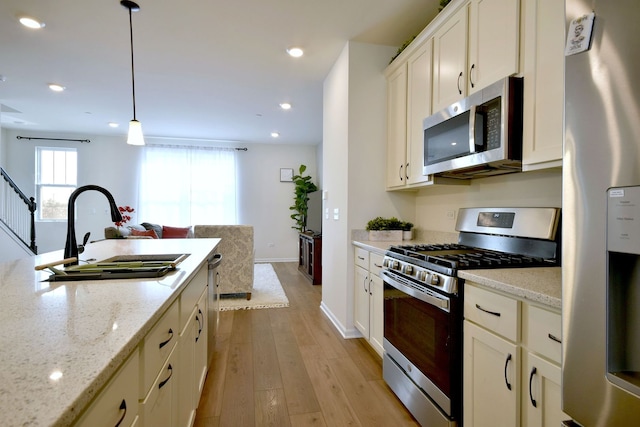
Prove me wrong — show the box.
[17,136,91,143]
[146,143,248,151]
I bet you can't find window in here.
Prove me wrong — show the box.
[36,147,77,221]
[139,145,237,225]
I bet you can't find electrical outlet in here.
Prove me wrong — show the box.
[446,210,455,220]
[267,243,275,247]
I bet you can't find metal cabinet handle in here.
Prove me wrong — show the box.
[405,162,409,180]
[548,333,562,344]
[158,364,173,389]
[469,64,476,88]
[357,256,365,261]
[115,399,127,427]
[529,367,538,408]
[373,263,383,268]
[504,353,512,390]
[369,279,373,296]
[457,71,463,94]
[399,164,404,181]
[363,275,369,292]
[475,303,501,317]
[159,328,174,349]
[195,309,203,342]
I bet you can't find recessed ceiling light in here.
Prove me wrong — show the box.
[271,132,280,138]
[279,102,292,110]
[19,16,45,29]
[286,47,304,58]
[48,83,65,92]
[108,122,119,128]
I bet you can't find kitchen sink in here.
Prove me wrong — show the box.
[44,253,190,282]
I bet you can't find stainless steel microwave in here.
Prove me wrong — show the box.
[422,76,523,179]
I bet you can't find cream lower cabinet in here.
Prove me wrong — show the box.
[74,349,140,427]
[353,247,384,356]
[464,283,567,427]
[521,0,565,170]
[73,264,210,427]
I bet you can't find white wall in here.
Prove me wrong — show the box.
[2,128,319,260]
[321,41,414,337]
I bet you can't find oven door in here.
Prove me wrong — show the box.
[381,269,461,419]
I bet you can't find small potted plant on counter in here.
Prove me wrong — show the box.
[401,221,414,240]
[366,217,401,241]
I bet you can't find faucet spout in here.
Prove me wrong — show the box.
[64,185,122,265]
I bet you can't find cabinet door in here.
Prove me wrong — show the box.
[369,273,384,357]
[195,287,208,396]
[464,320,519,427]
[75,350,140,427]
[386,64,408,188]
[467,0,520,93]
[177,307,197,427]
[433,5,468,112]
[523,352,569,427]
[406,40,433,186]
[141,346,178,427]
[521,0,564,169]
[354,265,370,338]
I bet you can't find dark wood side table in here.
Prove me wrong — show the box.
[298,233,322,285]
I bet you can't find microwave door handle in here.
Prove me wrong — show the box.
[468,104,477,153]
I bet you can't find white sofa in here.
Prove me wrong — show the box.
[194,225,254,300]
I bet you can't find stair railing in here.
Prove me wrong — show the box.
[0,167,37,254]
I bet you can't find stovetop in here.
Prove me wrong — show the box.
[388,243,556,270]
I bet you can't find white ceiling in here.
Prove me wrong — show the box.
[0,0,440,146]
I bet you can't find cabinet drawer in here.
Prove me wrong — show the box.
[369,252,385,276]
[180,264,207,331]
[355,247,369,269]
[465,284,520,342]
[525,305,562,364]
[140,300,179,395]
[75,349,139,427]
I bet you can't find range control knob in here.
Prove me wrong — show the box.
[417,271,427,282]
[391,260,400,270]
[430,275,440,285]
[404,265,414,275]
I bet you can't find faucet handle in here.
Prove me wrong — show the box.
[78,232,91,254]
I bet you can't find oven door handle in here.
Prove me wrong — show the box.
[380,270,450,311]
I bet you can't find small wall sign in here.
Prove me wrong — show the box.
[565,12,595,56]
[280,168,294,182]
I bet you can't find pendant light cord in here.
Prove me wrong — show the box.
[128,6,137,121]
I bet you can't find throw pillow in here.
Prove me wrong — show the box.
[127,224,146,232]
[162,225,191,238]
[131,229,158,239]
[141,222,163,239]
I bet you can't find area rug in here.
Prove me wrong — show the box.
[219,263,289,311]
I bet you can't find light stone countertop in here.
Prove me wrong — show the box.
[352,238,562,310]
[0,238,220,427]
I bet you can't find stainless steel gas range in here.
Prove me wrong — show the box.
[381,207,561,427]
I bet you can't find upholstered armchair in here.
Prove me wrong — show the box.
[193,225,254,300]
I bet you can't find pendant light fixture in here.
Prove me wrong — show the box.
[121,0,145,145]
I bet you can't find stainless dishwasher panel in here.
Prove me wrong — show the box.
[207,253,222,368]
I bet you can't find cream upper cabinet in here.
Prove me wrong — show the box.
[521,0,565,170]
[467,0,520,94]
[385,39,433,190]
[406,40,433,186]
[433,5,469,112]
[433,0,520,112]
[386,64,408,189]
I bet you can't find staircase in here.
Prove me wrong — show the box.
[1,167,37,254]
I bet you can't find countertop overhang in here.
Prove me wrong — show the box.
[0,238,220,427]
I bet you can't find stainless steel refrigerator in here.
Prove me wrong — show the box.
[563,0,640,425]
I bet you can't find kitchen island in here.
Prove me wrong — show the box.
[0,238,220,427]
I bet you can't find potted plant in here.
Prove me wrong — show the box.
[365,216,401,241]
[401,221,414,240]
[289,164,318,232]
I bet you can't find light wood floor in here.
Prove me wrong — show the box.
[193,262,418,427]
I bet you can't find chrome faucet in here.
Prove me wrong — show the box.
[64,185,122,265]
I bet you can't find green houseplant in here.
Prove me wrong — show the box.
[366,217,414,241]
[289,164,318,232]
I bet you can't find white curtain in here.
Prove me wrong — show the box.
[138,144,237,226]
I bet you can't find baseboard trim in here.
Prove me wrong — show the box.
[255,257,298,263]
[319,301,363,339]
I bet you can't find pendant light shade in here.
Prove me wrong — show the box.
[121,0,145,145]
